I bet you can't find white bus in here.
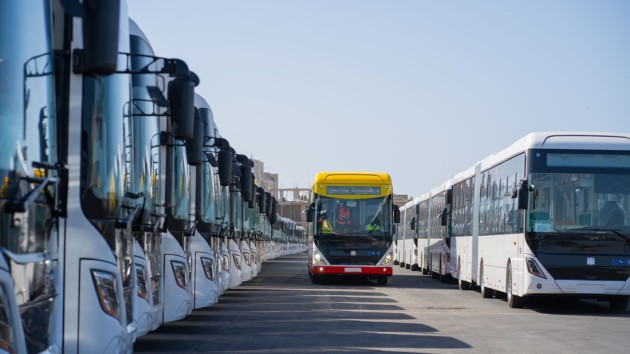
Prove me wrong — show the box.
[188,94,220,309]
[399,199,417,270]
[61,1,139,351]
[1,1,62,352]
[448,164,479,290]
[414,193,431,275]
[426,180,452,282]
[449,132,630,311]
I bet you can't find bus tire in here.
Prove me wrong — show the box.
[411,264,419,271]
[609,296,629,313]
[311,275,321,284]
[377,276,388,285]
[506,263,524,308]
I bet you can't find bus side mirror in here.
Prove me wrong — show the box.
[269,198,278,224]
[265,192,272,217]
[513,179,532,210]
[257,187,266,214]
[249,178,256,206]
[217,148,233,186]
[393,205,400,224]
[306,203,315,222]
[240,169,251,200]
[440,208,448,226]
[410,216,416,230]
[82,0,120,75]
[168,77,195,140]
[186,109,204,166]
[237,155,252,201]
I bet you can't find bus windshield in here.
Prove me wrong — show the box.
[314,195,392,236]
[528,172,630,234]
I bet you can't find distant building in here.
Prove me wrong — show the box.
[393,194,411,207]
[253,159,278,196]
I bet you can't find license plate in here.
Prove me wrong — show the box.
[344,267,362,273]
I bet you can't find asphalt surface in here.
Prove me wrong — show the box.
[134,254,630,353]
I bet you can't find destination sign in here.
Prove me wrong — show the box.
[326,186,381,195]
[547,153,630,168]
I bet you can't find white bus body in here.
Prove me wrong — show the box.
[63,2,137,351]
[228,238,243,288]
[1,1,62,352]
[445,132,630,310]
[190,232,219,308]
[240,239,253,282]
[426,180,452,282]
[400,199,417,270]
[449,163,480,290]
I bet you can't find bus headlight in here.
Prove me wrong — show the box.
[170,260,188,289]
[243,252,251,266]
[232,254,241,270]
[91,270,121,320]
[380,252,393,265]
[201,257,215,281]
[526,257,547,279]
[136,265,149,301]
[222,253,230,271]
[314,251,328,265]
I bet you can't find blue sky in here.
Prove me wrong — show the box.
[128,0,630,198]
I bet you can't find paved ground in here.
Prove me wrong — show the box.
[134,254,630,353]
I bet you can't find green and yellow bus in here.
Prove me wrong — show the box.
[306,172,400,285]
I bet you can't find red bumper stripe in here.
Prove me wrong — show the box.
[310,265,393,276]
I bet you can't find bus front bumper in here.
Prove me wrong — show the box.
[311,265,393,276]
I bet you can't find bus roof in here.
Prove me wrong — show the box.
[312,172,393,198]
[312,172,392,185]
[481,132,630,171]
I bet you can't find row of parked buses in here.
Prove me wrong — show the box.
[394,132,630,312]
[0,1,306,353]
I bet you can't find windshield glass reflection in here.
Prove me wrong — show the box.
[528,172,630,234]
[315,196,392,236]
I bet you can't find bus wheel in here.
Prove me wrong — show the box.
[609,296,629,313]
[411,264,419,271]
[506,263,524,308]
[377,276,388,285]
[480,264,493,298]
[311,275,321,284]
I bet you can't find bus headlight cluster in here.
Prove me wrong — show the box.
[170,260,188,289]
[91,270,121,321]
[313,251,328,265]
[201,257,215,281]
[222,253,230,271]
[135,265,149,301]
[243,252,251,266]
[379,252,393,265]
[526,257,546,279]
[232,254,242,270]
